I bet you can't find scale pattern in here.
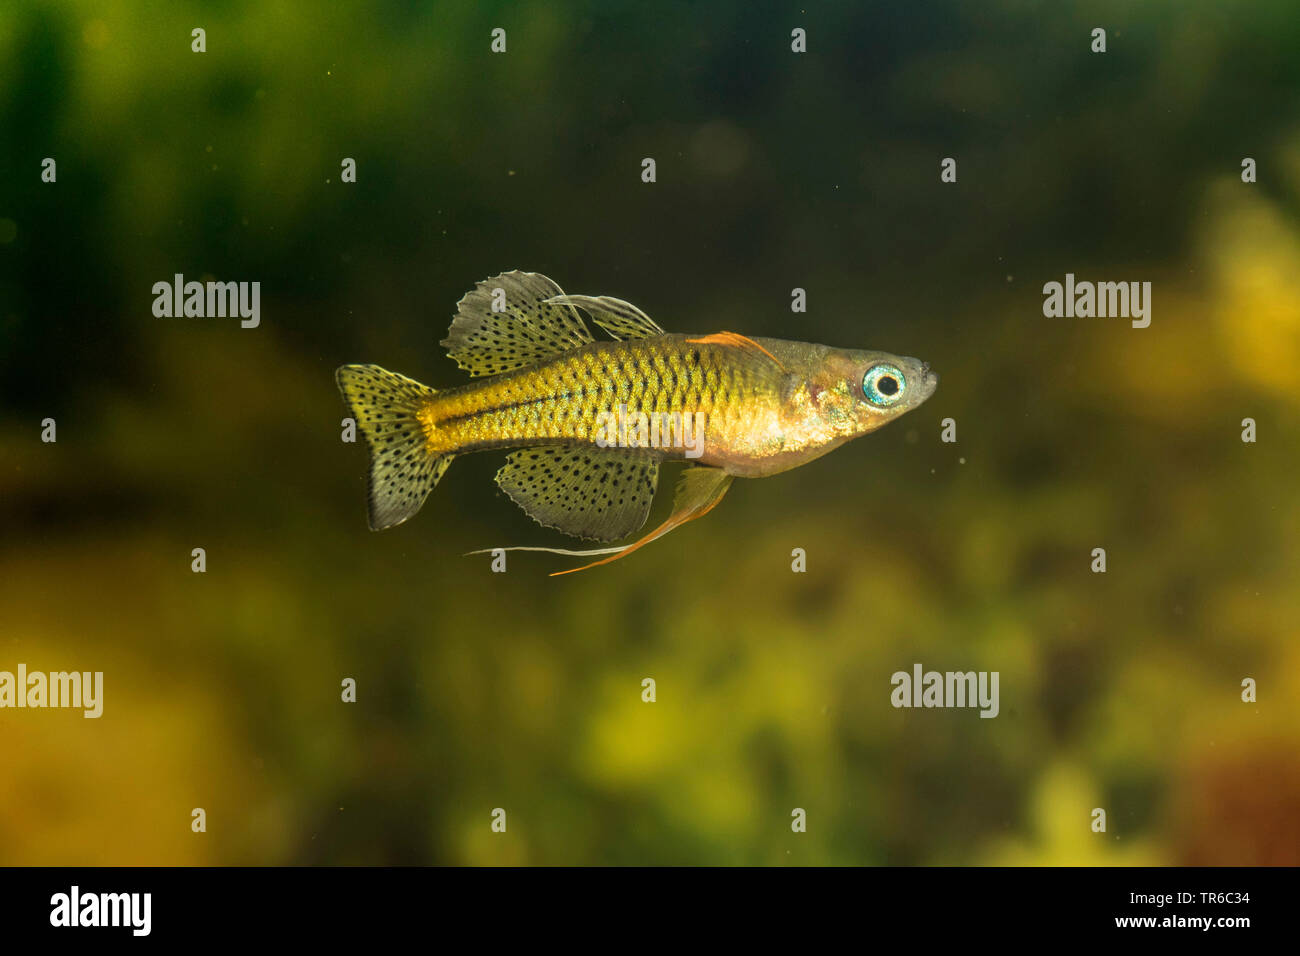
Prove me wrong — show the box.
[420,336,772,457]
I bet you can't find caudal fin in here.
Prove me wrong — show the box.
[336,364,453,530]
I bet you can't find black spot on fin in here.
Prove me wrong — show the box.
[336,364,453,530]
[495,446,661,542]
[441,272,593,377]
[547,465,734,576]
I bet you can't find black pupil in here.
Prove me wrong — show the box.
[877,375,899,396]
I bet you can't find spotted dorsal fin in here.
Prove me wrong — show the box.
[495,445,661,542]
[544,294,666,340]
[440,272,593,377]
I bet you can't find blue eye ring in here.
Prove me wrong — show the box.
[863,364,906,407]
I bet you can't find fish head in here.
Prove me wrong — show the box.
[783,344,938,440]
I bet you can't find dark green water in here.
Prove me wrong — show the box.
[1,1,1297,864]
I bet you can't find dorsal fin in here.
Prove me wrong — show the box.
[685,331,786,370]
[544,294,666,340]
[440,272,593,377]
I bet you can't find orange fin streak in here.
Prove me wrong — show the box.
[549,468,734,576]
[685,332,785,370]
[548,492,727,576]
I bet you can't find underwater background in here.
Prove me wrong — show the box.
[2,0,1298,865]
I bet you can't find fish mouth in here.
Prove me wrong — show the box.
[913,360,939,401]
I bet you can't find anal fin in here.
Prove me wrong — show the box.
[548,465,734,575]
[496,446,661,542]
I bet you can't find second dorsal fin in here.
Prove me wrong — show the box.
[440,271,594,377]
[544,294,666,340]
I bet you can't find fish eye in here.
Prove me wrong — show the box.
[863,364,906,407]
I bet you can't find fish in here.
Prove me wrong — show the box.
[336,271,937,574]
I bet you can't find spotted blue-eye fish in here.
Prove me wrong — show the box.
[337,271,937,573]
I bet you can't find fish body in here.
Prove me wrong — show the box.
[418,334,932,477]
[337,271,936,572]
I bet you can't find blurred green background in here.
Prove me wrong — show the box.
[2,0,1298,865]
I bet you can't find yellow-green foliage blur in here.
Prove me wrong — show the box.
[1,1,1297,864]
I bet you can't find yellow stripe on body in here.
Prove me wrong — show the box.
[418,338,775,459]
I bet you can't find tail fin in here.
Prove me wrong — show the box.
[336,364,453,530]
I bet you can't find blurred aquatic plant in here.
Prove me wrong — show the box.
[1,0,1298,865]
